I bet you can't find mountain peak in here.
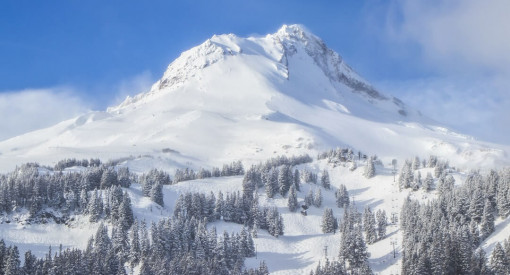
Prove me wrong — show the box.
[275,24,312,39]
[114,24,401,115]
[272,24,388,102]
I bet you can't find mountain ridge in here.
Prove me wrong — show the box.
[113,25,395,114]
[0,24,507,172]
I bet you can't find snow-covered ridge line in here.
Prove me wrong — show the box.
[111,24,389,112]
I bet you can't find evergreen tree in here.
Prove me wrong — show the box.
[278,165,291,196]
[150,183,164,206]
[321,170,330,190]
[497,179,510,217]
[339,228,370,273]
[423,172,434,192]
[364,157,375,179]
[88,190,103,222]
[313,189,322,208]
[4,246,20,275]
[398,160,413,190]
[293,169,301,192]
[215,191,224,220]
[267,207,284,238]
[258,261,270,275]
[117,167,131,188]
[472,248,490,275]
[458,226,473,274]
[469,188,485,223]
[376,209,387,240]
[363,207,377,244]
[242,166,259,201]
[335,184,349,208]
[118,193,134,231]
[412,171,422,191]
[412,156,420,170]
[287,185,298,212]
[100,168,118,189]
[434,163,444,178]
[481,199,495,239]
[490,242,509,275]
[22,250,37,275]
[305,189,314,207]
[321,208,337,233]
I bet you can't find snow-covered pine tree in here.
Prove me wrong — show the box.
[287,185,298,212]
[363,206,377,244]
[119,192,134,230]
[434,162,444,178]
[100,168,118,190]
[428,155,438,168]
[469,187,485,223]
[496,177,510,217]
[412,156,420,170]
[412,171,422,191]
[88,189,103,222]
[490,242,509,275]
[321,170,330,189]
[4,245,21,275]
[313,189,322,208]
[293,169,301,192]
[150,183,164,206]
[129,220,141,266]
[398,160,413,190]
[471,248,490,275]
[305,189,314,206]
[481,199,495,239]
[376,209,387,240]
[423,172,434,192]
[363,156,375,179]
[321,208,337,233]
[335,184,350,208]
[278,165,292,196]
[266,207,284,238]
[243,165,259,200]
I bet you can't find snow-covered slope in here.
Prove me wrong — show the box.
[0,24,507,172]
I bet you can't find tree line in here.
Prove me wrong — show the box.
[400,168,510,274]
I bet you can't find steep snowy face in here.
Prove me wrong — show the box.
[274,24,386,100]
[114,24,404,117]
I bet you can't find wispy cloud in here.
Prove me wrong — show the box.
[0,71,156,141]
[377,76,510,144]
[386,0,510,74]
[0,88,90,141]
[109,70,155,107]
[373,0,510,145]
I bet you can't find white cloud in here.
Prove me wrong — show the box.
[110,71,155,106]
[0,71,156,142]
[0,88,90,141]
[387,0,510,74]
[377,76,510,144]
[372,0,510,145]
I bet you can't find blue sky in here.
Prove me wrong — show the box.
[1,0,509,144]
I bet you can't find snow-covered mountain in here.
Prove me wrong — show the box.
[2,24,510,275]
[0,24,507,172]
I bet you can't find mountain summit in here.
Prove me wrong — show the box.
[0,24,506,171]
[114,24,410,122]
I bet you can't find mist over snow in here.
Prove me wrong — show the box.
[369,0,510,145]
[0,88,90,141]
